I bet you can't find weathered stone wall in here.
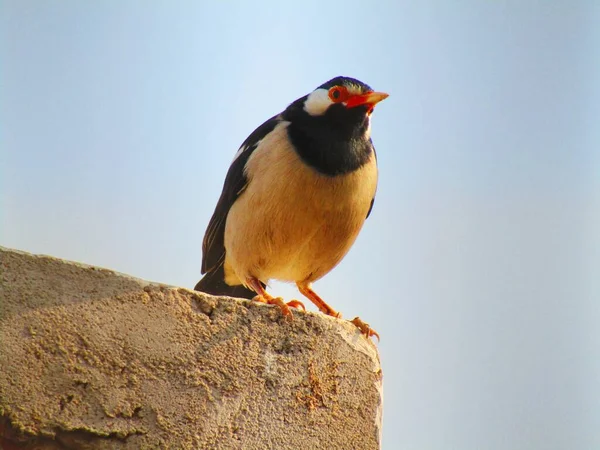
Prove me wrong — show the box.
[0,247,382,449]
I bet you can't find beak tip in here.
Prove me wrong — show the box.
[375,92,389,101]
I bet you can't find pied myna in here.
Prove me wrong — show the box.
[195,76,388,339]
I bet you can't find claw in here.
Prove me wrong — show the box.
[251,294,293,320]
[267,296,293,320]
[350,317,380,342]
[286,299,306,311]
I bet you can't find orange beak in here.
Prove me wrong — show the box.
[345,91,389,109]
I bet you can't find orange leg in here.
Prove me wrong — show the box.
[296,283,341,318]
[297,282,379,341]
[246,277,305,319]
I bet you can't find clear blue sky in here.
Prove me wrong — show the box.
[2,1,599,449]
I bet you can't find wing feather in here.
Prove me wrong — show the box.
[201,115,281,273]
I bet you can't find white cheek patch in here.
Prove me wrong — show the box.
[303,88,332,116]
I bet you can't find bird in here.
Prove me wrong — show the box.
[194,76,388,339]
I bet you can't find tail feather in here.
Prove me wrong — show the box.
[194,264,256,300]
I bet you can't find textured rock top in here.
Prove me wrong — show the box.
[0,247,382,449]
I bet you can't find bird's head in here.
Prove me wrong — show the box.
[282,76,388,175]
[284,76,388,142]
[303,76,388,118]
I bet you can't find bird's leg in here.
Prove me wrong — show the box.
[246,277,305,319]
[296,283,342,318]
[297,282,379,340]
[350,317,380,342]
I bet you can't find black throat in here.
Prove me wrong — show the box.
[283,101,374,176]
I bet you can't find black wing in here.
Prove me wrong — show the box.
[366,139,377,219]
[366,198,375,219]
[201,114,281,274]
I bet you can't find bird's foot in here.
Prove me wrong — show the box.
[252,295,303,319]
[286,299,306,311]
[266,296,292,319]
[350,317,380,342]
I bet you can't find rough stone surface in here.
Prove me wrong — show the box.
[0,247,382,449]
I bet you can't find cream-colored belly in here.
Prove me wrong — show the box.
[223,122,378,286]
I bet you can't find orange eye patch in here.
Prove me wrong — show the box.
[328,86,350,103]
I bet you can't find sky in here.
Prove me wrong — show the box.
[2,1,599,449]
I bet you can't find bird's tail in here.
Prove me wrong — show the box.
[194,264,257,299]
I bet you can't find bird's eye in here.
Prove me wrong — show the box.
[328,86,348,103]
